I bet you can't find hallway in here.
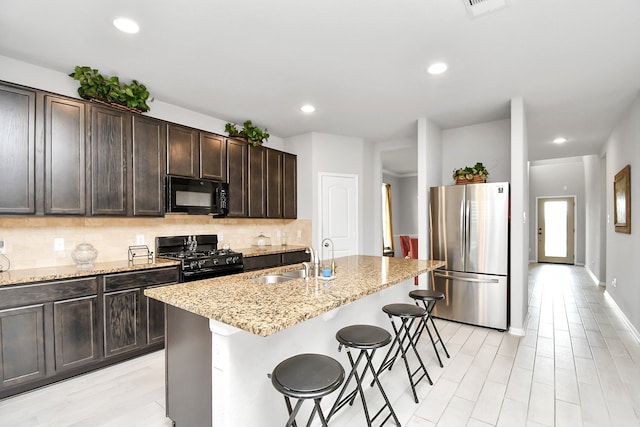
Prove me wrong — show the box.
[0,264,638,426]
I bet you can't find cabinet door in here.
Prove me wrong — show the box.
[266,149,283,218]
[226,139,248,217]
[167,124,198,178]
[132,115,165,216]
[104,289,140,357]
[53,296,98,371]
[90,106,130,215]
[0,84,36,214]
[145,286,165,345]
[248,145,266,218]
[44,96,86,215]
[0,305,46,387]
[200,132,227,181]
[282,153,297,219]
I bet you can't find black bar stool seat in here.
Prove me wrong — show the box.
[409,290,450,367]
[327,325,400,426]
[271,353,345,427]
[374,303,433,404]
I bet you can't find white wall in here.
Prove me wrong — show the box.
[418,118,442,264]
[583,154,604,281]
[0,55,286,146]
[604,92,640,333]
[510,97,529,335]
[529,158,586,265]
[441,119,511,185]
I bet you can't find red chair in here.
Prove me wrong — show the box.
[399,236,419,285]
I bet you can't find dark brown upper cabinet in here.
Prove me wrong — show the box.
[0,83,36,214]
[282,152,297,219]
[166,124,198,178]
[226,138,248,217]
[90,106,131,216]
[248,145,266,217]
[132,115,166,216]
[167,125,227,182]
[90,106,165,217]
[266,149,283,218]
[200,132,227,182]
[44,95,86,215]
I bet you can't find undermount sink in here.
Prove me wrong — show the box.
[280,268,307,279]
[250,268,307,284]
[250,275,295,284]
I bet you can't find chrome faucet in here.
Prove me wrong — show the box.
[305,246,319,277]
[301,262,312,280]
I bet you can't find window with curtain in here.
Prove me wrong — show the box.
[382,183,394,256]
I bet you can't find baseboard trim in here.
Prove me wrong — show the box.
[509,327,526,336]
[585,265,606,287]
[604,290,640,344]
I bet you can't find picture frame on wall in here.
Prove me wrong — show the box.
[614,164,631,234]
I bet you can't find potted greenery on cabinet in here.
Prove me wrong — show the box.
[69,65,152,113]
[225,120,270,146]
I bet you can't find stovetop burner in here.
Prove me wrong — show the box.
[161,249,240,260]
[155,234,244,282]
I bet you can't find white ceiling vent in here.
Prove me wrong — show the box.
[465,0,508,18]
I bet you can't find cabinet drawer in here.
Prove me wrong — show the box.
[243,254,281,271]
[0,278,97,310]
[104,267,179,292]
[281,251,310,266]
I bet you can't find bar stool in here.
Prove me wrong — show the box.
[326,325,400,426]
[409,290,450,367]
[374,303,433,403]
[270,353,345,427]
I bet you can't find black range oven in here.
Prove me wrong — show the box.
[156,234,243,282]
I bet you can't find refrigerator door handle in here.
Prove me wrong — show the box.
[459,199,465,265]
[433,272,500,284]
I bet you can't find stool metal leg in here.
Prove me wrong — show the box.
[374,315,432,403]
[327,345,400,426]
[413,300,450,365]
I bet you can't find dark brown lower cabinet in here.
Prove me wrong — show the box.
[146,286,166,345]
[53,296,99,371]
[0,265,178,399]
[243,250,310,271]
[0,305,46,387]
[104,289,140,357]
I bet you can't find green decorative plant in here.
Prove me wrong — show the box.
[225,120,270,146]
[452,162,489,181]
[68,66,151,112]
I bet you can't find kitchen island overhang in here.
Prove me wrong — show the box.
[145,255,445,427]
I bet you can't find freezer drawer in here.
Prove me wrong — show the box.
[430,270,508,330]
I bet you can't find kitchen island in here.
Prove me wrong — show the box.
[145,255,445,427]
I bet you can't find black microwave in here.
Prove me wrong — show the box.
[166,176,229,217]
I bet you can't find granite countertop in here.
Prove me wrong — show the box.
[236,244,308,257]
[145,255,446,337]
[0,258,181,287]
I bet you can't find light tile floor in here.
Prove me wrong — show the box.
[1,263,639,426]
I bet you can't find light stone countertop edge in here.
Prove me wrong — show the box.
[145,255,446,337]
[0,259,181,287]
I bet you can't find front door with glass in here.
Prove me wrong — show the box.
[537,197,575,264]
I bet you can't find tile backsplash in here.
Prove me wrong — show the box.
[0,216,311,270]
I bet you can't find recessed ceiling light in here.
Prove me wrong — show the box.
[300,104,315,113]
[427,62,448,75]
[553,137,567,144]
[113,17,140,34]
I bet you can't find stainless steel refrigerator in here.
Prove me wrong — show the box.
[429,182,509,330]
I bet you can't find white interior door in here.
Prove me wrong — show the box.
[319,173,358,259]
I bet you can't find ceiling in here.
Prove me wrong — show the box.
[1,0,639,174]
